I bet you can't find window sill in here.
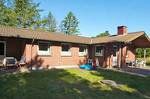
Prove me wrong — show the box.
[95,53,103,56]
[61,55,72,57]
[79,53,87,57]
[61,52,71,56]
[38,54,51,57]
[38,52,51,56]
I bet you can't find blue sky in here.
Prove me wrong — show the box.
[35,0,150,37]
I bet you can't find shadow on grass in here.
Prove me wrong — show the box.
[90,69,150,98]
[0,69,149,99]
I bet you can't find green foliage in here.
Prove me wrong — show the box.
[60,11,79,35]
[0,0,41,28]
[14,0,41,28]
[96,31,110,37]
[136,48,150,58]
[42,11,57,32]
[0,0,17,26]
[0,69,149,99]
[0,1,80,34]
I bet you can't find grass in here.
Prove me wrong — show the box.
[146,57,150,66]
[0,69,150,99]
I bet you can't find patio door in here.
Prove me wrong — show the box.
[113,45,118,66]
[0,41,6,59]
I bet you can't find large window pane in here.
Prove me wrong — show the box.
[39,43,49,51]
[62,44,70,52]
[61,43,71,56]
[95,46,103,56]
[0,43,4,55]
[38,42,50,55]
[79,46,86,52]
[96,46,103,53]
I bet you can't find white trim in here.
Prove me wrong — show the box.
[38,41,51,56]
[0,41,6,57]
[30,65,79,70]
[61,43,71,56]
[112,45,118,66]
[95,45,104,56]
[79,45,88,56]
[48,65,79,69]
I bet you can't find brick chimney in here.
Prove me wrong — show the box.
[117,26,127,35]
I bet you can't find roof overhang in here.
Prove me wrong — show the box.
[131,33,150,48]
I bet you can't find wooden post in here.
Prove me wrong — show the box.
[144,49,146,67]
[118,45,122,69]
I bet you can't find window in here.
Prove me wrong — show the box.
[0,43,4,55]
[61,43,71,56]
[79,45,87,56]
[95,46,103,56]
[38,41,51,55]
[0,41,6,56]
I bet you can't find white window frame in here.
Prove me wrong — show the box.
[95,45,104,56]
[0,41,6,57]
[38,41,51,56]
[79,45,88,56]
[61,43,71,56]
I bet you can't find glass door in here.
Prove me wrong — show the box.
[113,45,118,66]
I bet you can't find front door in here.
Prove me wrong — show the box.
[0,41,6,59]
[113,45,118,66]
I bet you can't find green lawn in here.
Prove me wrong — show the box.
[0,69,150,99]
[146,57,150,66]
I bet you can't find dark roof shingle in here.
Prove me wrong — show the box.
[0,26,147,44]
[92,31,145,44]
[0,26,91,44]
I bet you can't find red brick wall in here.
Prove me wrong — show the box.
[121,45,127,67]
[0,37,136,68]
[25,41,89,68]
[126,45,136,62]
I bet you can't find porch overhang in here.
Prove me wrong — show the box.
[128,34,150,48]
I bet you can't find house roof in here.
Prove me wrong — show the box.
[92,31,146,44]
[0,26,91,44]
[0,26,149,45]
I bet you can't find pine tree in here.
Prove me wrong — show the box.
[60,11,79,35]
[14,0,41,28]
[0,0,16,26]
[44,11,57,32]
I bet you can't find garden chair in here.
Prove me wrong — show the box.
[3,57,18,68]
[136,60,146,68]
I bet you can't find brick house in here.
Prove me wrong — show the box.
[0,26,150,69]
